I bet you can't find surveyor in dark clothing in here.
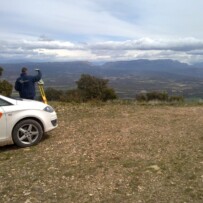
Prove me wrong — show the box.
[15,67,42,99]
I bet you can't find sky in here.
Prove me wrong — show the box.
[1,0,203,64]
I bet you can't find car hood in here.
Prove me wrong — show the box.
[16,99,47,110]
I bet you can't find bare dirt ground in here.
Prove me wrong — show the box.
[0,102,203,203]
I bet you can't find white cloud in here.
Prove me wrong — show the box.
[88,38,203,51]
[1,0,203,63]
[0,0,143,39]
[1,37,203,63]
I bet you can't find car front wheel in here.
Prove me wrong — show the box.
[12,119,43,147]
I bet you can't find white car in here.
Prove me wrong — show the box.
[0,95,58,147]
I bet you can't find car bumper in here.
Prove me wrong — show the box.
[0,137,14,147]
[44,112,58,132]
[51,119,58,127]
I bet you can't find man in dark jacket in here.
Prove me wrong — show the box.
[15,67,42,99]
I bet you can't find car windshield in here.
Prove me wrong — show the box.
[0,98,12,106]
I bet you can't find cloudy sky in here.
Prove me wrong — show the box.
[1,0,203,63]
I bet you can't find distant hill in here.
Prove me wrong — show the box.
[1,59,203,78]
[1,59,203,98]
[101,59,203,79]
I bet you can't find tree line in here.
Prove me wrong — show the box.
[45,74,117,102]
[0,66,183,103]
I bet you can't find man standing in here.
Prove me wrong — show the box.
[15,67,42,99]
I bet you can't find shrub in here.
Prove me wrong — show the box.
[135,93,148,102]
[136,91,169,102]
[0,67,13,97]
[101,88,118,101]
[0,80,13,97]
[168,95,184,102]
[45,87,64,101]
[136,91,184,103]
[146,91,168,101]
[60,89,84,103]
[0,67,3,76]
[76,74,117,102]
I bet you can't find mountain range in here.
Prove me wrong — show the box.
[1,59,203,98]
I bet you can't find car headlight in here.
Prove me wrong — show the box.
[43,106,54,113]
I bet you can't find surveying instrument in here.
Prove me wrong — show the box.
[35,69,48,104]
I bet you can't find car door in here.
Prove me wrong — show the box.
[0,97,14,141]
[0,106,7,140]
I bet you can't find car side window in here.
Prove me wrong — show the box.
[0,98,12,106]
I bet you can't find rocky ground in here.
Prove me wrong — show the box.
[0,102,203,202]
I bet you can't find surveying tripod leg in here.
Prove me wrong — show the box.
[38,84,48,104]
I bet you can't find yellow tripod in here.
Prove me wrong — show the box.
[38,79,48,104]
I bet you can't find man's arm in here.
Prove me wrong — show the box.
[33,70,42,82]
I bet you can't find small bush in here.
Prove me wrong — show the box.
[135,93,148,102]
[0,68,13,97]
[146,91,168,101]
[61,89,84,103]
[45,87,64,101]
[168,95,184,102]
[136,91,168,102]
[101,88,118,101]
[0,67,3,76]
[136,91,184,103]
[0,80,13,97]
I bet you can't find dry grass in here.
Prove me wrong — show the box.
[0,102,203,203]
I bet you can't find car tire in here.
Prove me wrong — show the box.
[12,119,43,147]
